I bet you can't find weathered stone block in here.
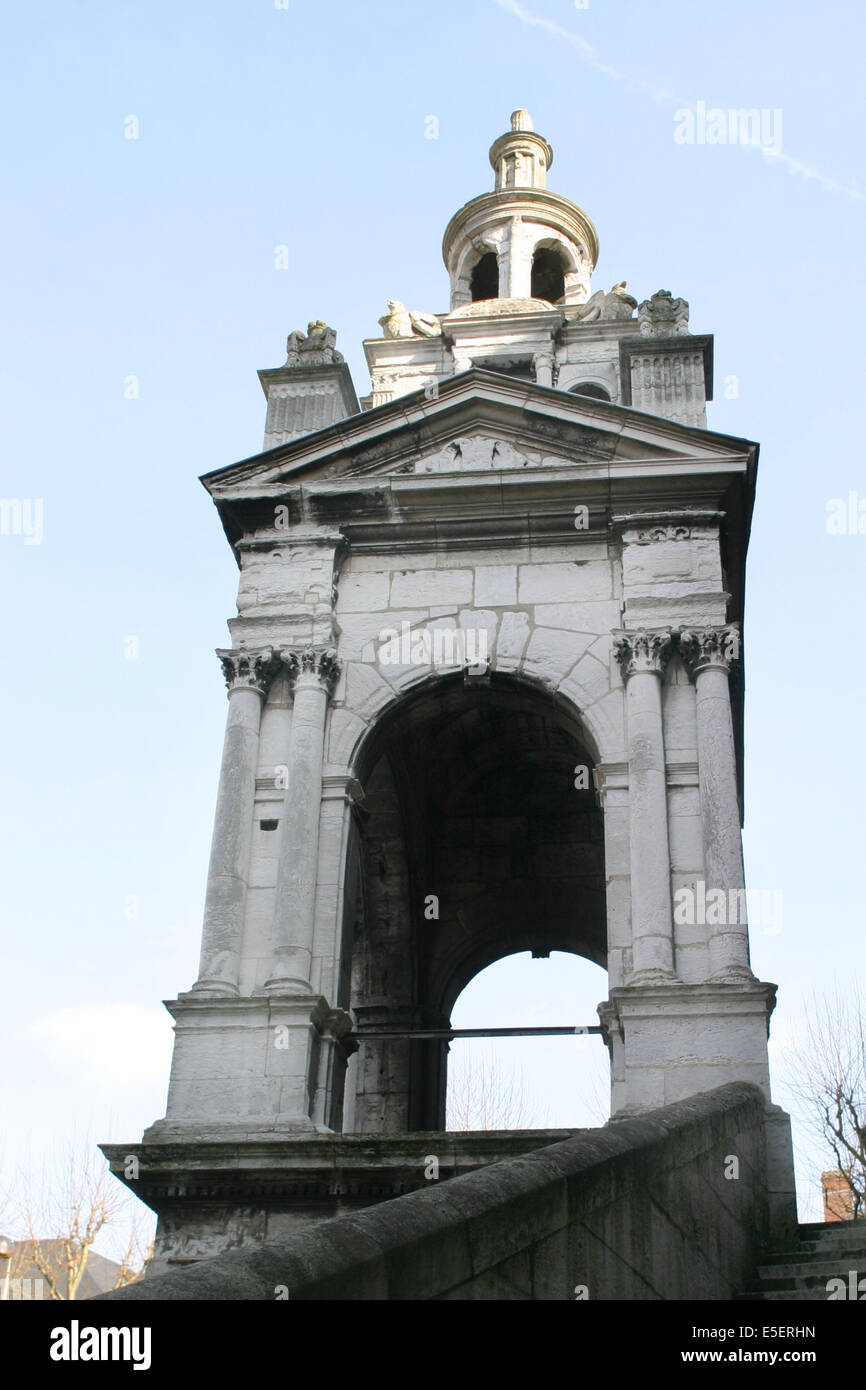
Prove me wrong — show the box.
[518,562,613,604]
[390,569,473,607]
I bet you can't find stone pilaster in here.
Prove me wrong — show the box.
[613,629,677,983]
[680,625,754,982]
[192,648,280,996]
[265,648,341,994]
[533,348,555,387]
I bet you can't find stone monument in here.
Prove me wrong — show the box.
[104,110,796,1274]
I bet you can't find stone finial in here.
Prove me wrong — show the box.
[489,111,553,191]
[216,648,280,696]
[284,321,344,366]
[612,629,673,678]
[637,290,690,337]
[378,300,442,339]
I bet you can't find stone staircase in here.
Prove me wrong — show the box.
[738,1220,866,1301]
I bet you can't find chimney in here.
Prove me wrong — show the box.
[822,1170,855,1222]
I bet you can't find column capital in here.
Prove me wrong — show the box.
[280,646,341,697]
[613,628,673,679]
[679,625,740,678]
[216,647,281,697]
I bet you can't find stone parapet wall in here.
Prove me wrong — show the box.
[98,1083,771,1301]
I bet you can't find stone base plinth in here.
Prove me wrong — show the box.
[152,993,353,1136]
[100,1130,581,1278]
[601,979,777,1115]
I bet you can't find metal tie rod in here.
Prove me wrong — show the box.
[347,1025,603,1041]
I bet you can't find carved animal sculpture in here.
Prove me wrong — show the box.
[378,300,442,339]
[571,282,638,323]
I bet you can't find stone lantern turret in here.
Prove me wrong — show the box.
[442,109,599,309]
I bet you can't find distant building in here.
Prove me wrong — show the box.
[822,1171,856,1223]
[1,1237,133,1300]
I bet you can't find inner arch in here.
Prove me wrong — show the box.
[343,673,607,1133]
[446,951,610,1130]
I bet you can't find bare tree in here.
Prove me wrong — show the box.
[446,1045,543,1131]
[786,987,866,1219]
[9,1134,152,1299]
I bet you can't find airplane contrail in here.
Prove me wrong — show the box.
[491,0,865,204]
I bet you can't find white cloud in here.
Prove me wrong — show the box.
[31,1004,173,1086]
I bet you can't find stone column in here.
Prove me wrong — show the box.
[613,629,677,982]
[265,648,340,994]
[505,216,531,299]
[680,625,754,981]
[193,648,279,996]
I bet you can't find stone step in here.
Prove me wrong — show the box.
[759,1244,821,1264]
[760,1240,866,1264]
[798,1221,866,1246]
[737,1287,837,1302]
[736,1222,866,1300]
[799,1220,865,1234]
[757,1256,866,1279]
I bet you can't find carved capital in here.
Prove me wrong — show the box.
[217,648,280,697]
[281,647,341,697]
[613,629,673,679]
[679,625,740,677]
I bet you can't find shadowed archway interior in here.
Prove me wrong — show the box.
[343,673,606,1133]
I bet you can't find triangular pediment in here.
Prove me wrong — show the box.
[202,369,757,504]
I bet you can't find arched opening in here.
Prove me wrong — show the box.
[342,673,606,1134]
[569,382,612,401]
[470,252,499,302]
[531,246,566,303]
[447,952,610,1130]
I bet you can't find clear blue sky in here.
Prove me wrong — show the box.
[1,0,864,1237]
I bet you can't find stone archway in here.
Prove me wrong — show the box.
[343,672,606,1133]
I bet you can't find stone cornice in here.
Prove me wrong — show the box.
[439,307,565,341]
[201,369,756,497]
[610,509,725,539]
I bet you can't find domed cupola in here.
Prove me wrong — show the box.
[442,109,599,312]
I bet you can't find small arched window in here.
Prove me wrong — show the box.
[569,382,611,402]
[531,246,565,302]
[470,252,499,302]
